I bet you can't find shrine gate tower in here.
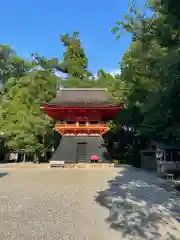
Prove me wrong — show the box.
[43,88,123,163]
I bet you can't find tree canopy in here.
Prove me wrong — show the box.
[112,0,180,141]
[0,71,57,153]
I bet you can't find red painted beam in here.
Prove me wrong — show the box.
[42,103,124,121]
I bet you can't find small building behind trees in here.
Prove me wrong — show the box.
[141,140,180,174]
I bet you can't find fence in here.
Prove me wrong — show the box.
[141,150,157,171]
[4,149,54,163]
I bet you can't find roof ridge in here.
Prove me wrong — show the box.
[59,88,107,91]
[46,87,116,106]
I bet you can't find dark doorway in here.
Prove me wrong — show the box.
[76,142,87,162]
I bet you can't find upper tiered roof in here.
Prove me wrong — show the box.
[47,88,115,106]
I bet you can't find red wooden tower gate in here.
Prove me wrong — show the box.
[43,88,123,163]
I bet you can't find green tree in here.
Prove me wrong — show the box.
[32,31,92,78]
[112,0,180,141]
[0,45,33,84]
[94,69,126,101]
[107,0,180,166]
[0,71,57,154]
[60,32,91,78]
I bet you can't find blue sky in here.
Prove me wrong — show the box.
[0,0,143,74]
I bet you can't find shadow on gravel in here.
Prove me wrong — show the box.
[0,172,8,178]
[95,166,180,240]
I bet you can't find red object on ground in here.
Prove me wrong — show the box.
[91,155,100,161]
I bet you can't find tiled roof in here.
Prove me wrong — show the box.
[47,88,114,106]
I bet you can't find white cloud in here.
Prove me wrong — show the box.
[55,69,121,80]
[108,69,121,76]
[93,69,121,79]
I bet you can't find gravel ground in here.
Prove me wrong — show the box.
[1,166,180,240]
[96,167,180,240]
[0,167,120,240]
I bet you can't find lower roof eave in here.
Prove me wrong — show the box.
[43,103,124,109]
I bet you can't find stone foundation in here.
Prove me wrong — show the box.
[0,163,121,169]
[63,163,115,168]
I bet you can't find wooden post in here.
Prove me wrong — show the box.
[170,151,173,161]
[36,153,39,164]
[23,152,26,162]
[33,154,36,164]
[142,155,144,169]
[44,150,46,162]
[37,155,39,164]
[15,153,18,163]
[164,150,166,162]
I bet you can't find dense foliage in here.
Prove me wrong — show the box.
[0,71,57,153]
[1,0,180,163]
[112,0,180,141]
